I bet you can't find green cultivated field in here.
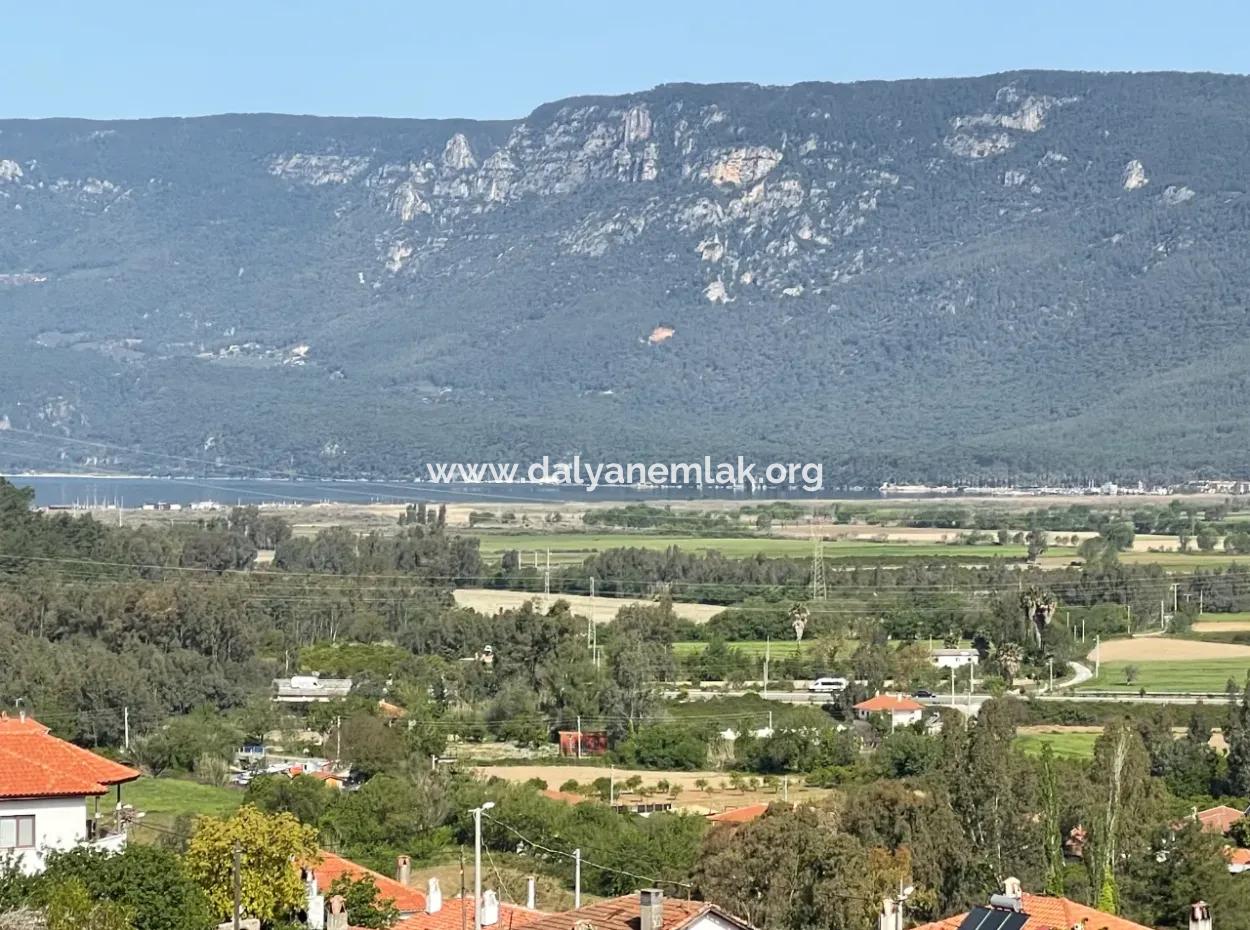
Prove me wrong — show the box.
[1122,551,1250,569]
[125,776,242,820]
[673,640,811,657]
[1015,731,1099,760]
[1080,660,1250,693]
[1195,612,1250,623]
[469,531,1039,564]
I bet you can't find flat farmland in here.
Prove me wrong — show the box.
[1194,612,1250,632]
[474,763,831,813]
[1090,637,1250,662]
[454,588,724,623]
[1014,727,1101,760]
[468,531,1037,563]
[1081,659,1250,692]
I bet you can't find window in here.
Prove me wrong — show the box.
[0,815,35,849]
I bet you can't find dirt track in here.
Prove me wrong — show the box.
[1089,636,1250,662]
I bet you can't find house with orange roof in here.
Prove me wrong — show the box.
[304,849,428,925]
[1194,804,1246,835]
[853,694,924,729]
[707,803,771,825]
[906,878,1187,930]
[393,879,547,930]
[517,889,755,930]
[0,712,140,874]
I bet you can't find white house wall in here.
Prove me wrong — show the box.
[0,796,89,874]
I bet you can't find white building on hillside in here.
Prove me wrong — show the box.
[0,712,140,874]
[931,648,979,669]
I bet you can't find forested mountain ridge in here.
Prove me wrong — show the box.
[2,70,1250,483]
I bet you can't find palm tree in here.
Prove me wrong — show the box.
[789,603,810,641]
[1020,587,1058,648]
[995,641,1024,684]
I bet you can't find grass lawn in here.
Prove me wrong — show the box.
[1194,612,1250,623]
[1079,659,1250,693]
[469,531,1045,563]
[1015,731,1099,760]
[125,776,243,820]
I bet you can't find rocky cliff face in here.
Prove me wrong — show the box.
[2,71,1250,482]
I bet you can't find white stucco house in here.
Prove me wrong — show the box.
[0,712,140,874]
[853,694,925,730]
[930,648,980,669]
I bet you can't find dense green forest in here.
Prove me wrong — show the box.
[4,71,1250,482]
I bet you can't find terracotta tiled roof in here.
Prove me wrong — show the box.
[307,770,346,783]
[1223,846,1250,866]
[312,850,427,915]
[707,803,770,824]
[1196,805,1245,834]
[0,714,140,799]
[909,893,1159,930]
[517,894,725,930]
[541,789,589,805]
[853,695,924,713]
[394,898,547,930]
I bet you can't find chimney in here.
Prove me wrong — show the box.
[326,895,349,930]
[426,878,443,915]
[1190,902,1212,930]
[639,889,664,930]
[878,897,902,930]
[526,876,536,910]
[397,855,412,885]
[480,890,500,927]
[988,877,1023,913]
[304,867,325,930]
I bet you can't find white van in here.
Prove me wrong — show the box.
[807,677,849,693]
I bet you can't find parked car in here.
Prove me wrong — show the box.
[808,677,849,693]
[912,688,938,699]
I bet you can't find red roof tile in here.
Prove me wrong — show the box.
[1196,805,1245,834]
[853,695,924,713]
[0,714,139,799]
[909,893,1158,930]
[394,897,547,930]
[1223,846,1250,866]
[707,803,770,824]
[541,789,589,805]
[312,850,427,915]
[517,894,732,930]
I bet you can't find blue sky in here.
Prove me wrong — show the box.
[5,0,1249,120]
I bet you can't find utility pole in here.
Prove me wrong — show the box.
[609,765,615,806]
[950,667,956,707]
[576,716,582,760]
[460,849,467,930]
[1126,604,1132,635]
[336,716,342,760]
[543,550,551,600]
[763,637,770,697]
[809,522,826,602]
[472,803,494,930]
[1172,583,1179,614]
[1082,616,1087,643]
[573,849,582,908]
[1048,657,1054,693]
[1095,635,1101,678]
[123,707,130,752]
[232,840,242,930]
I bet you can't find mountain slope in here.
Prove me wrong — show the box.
[2,71,1249,483]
